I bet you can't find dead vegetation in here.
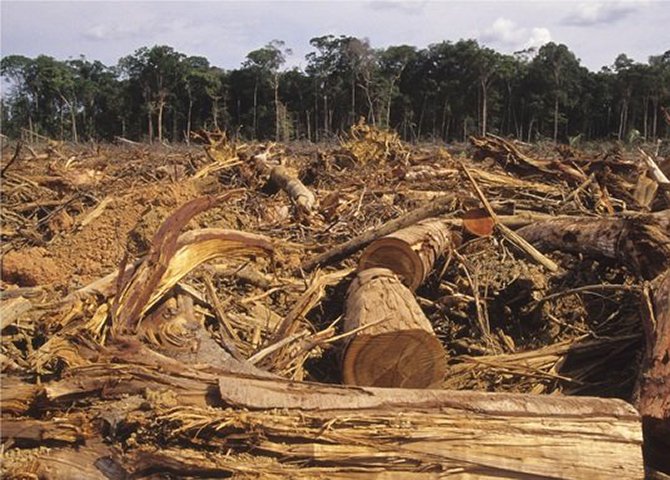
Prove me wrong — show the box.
[1,129,669,478]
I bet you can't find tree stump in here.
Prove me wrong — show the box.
[342,268,446,388]
[358,218,457,290]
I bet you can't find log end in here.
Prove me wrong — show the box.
[358,238,424,290]
[342,330,446,388]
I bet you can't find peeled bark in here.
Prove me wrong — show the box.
[254,153,317,212]
[269,165,316,212]
[342,268,446,388]
[358,217,457,290]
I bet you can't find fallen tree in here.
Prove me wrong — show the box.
[358,217,458,290]
[341,268,447,387]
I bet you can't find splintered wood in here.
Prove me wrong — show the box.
[2,132,669,477]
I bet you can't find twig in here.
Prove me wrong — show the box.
[202,275,245,362]
[534,283,641,307]
[248,331,309,365]
[459,160,559,272]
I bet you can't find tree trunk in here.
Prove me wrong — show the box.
[652,98,659,140]
[643,96,649,139]
[640,268,670,473]
[60,95,78,143]
[342,268,447,388]
[1,358,644,479]
[481,78,488,136]
[517,214,670,280]
[617,100,626,140]
[147,105,153,144]
[274,74,280,142]
[212,96,220,130]
[350,75,356,126]
[359,217,458,290]
[186,97,193,145]
[553,93,559,143]
[157,99,165,143]
[323,93,328,136]
[253,80,258,138]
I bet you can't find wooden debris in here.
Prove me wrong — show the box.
[517,216,670,280]
[302,192,458,271]
[342,268,446,387]
[640,268,670,473]
[358,217,458,290]
[254,152,317,212]
[2,136,668,476]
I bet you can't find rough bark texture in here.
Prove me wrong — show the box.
[358,217,458,290]
[517,215,670,280]
[641,268,670,473]
[342,268,446,388]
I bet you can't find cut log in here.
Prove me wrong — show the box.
[358,217,458,290]
[302,192,458,271]
[342,268,446,388]
[269,165,317,212]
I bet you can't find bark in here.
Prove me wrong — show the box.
[640,268,670,473]
[342,268,447,388]
[359,217,458,290]
[517,215,670,280]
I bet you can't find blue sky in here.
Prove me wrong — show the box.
[1,1,669,71]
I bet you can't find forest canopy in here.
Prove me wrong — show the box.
[1,37,669,143]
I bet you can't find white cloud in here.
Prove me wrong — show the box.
[525,27,552,50]
[480,18,525,45]
[83,23,143,41]
[563,1,648,26]
[479,18,551,51]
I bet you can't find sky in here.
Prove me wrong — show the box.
[1,0,669,72]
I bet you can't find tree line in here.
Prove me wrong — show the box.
[1,37,669,144]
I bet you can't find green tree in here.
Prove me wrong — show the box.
[119,45,186,143]
[244,40,291,140]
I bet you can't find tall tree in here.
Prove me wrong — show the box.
[244,40,291,140]
[119,46,185,143]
